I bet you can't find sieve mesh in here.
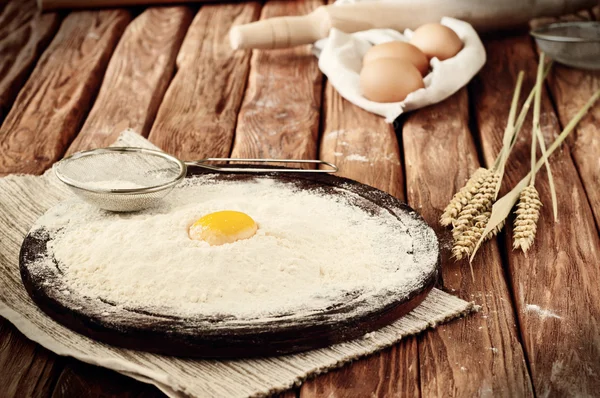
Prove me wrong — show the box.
[54,148,187,212]
[531,22,600,70]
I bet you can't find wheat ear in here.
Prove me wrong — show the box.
[452,170,500,260]
[483,215,505,241]
[513,185,542,252]
[440,168,488,226]
[452,211,490,260]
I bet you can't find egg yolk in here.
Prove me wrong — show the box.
[189,211,257,246]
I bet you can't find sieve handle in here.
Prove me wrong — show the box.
[186,158,338,173]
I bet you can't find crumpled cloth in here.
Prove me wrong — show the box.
[314,16,486,122]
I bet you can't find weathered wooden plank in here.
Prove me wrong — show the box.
[232,1,432,395]
[148,3,260,159]
[0,9,131,176]
[0,9,131,396]
[230,0,323,163]
[67,6,193,154]
[301,342,419,397]
[299,85,418,397]
[46,7,194,397]
[0,0,60,122]
[317,84,403,199]
[293,12,413,395]
[0,320,64,397]
[539,49,600,230]
[0,0,37,41]
[275,389,299,398]
[472,35,600,397]
[51,360,164,398]
[528,2,600,232]
[402,88,533,397]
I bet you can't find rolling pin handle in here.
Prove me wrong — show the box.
[230,6,331,50]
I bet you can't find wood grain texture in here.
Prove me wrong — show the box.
[317,84,403,198]
[0,0,38,41]
[301,341,420,398]
[472,35,600,397]
[0,320,64,398]
[276,389,299,398]
[40,0,229,10]
[402,88,533,397]
[51,8,192,396]
[300,84,417,398]
[0,9,131,176]
[0,2,61,394]
[231,0,323,163]
[529,1,600,232]
[67,6,193,154]
[148,2,260,159]
[0,0,60,122]
[545,60,600,231]
[51,360,164,398]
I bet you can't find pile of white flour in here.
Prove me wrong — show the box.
[35,175,427,318]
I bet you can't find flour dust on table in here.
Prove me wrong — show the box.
[29,174,434,320]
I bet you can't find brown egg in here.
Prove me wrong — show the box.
[410,23,463,61]
[360,58,424,103]
[363,41,429,76]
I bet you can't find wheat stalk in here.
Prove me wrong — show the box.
[532,53,558,222]
[471,88,600,262]
[513,185,542,252]
[440,167,487,226]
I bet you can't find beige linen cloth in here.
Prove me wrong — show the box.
[0,131,475,397]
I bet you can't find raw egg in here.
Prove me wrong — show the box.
[410,23,463,61]
[189,210,257,246]
[363,41,429,76]
[360,58,424,103]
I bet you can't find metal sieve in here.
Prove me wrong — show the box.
[530,21,600,70]
[53,147,338,212]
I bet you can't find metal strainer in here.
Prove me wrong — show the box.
[531,21,600,70]
[53,147,338,212]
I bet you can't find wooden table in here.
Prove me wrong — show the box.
[1,1,599,397]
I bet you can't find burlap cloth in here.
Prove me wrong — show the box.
[0,131,476,397]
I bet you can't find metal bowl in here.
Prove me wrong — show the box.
[531,21,600,70]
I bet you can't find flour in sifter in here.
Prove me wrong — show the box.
[35,175,428,319]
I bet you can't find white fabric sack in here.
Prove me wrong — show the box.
[313,17,486,122]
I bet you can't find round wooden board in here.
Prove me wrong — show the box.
[20,167,439,358]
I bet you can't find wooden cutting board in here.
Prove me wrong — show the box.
[20,167,439,358]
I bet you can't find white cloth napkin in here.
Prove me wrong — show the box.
[313,17,486,122]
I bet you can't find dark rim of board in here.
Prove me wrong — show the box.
[20,166,440,358]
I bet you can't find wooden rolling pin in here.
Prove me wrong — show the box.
[38,0,202,10]
[230,0,596,50]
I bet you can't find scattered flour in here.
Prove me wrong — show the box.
[33,175,433,319]
[324,130,346,140]
[345,154,369,163]
[525,304,562,319]
[81,180,146,190]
